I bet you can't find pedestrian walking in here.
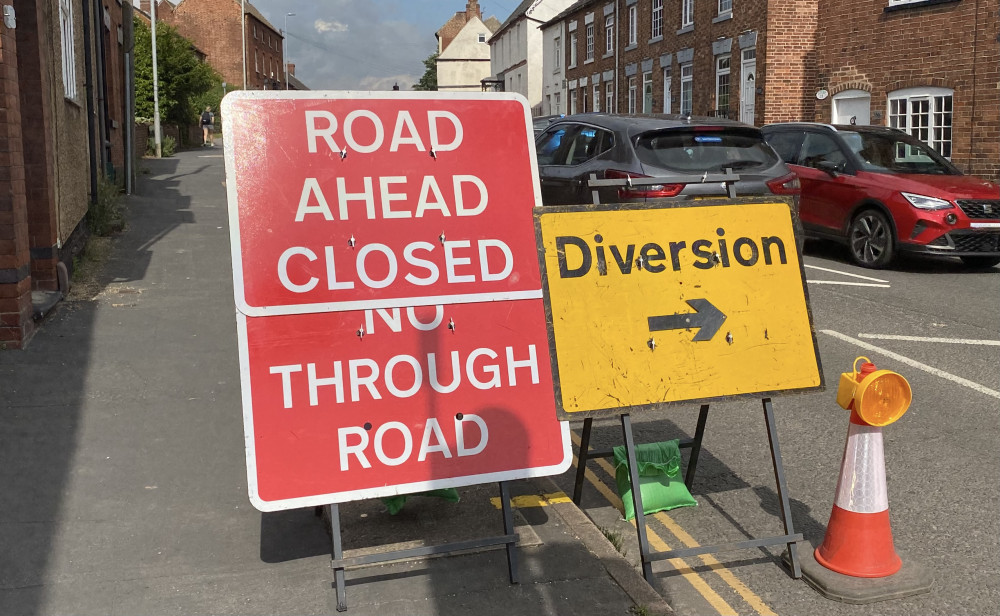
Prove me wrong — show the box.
[201,106,215,147]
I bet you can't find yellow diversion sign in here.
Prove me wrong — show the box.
[535,198,823,419]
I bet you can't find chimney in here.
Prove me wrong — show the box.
[286,63,295,76]
[466,0,481,20]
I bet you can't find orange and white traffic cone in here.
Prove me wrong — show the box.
[814,402,901,577]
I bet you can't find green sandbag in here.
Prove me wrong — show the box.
[381,488,461,515]
[613,440,697,521]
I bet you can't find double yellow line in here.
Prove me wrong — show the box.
[570,431,777,616]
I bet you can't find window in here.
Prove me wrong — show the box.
[628,6,637,45]
[652,0,663,39]
[628,77,637,113]
[565,126,614,165]
[582,87,588,112]
[605,16,614,55]
[479,33,486,43]
[889,88,953,158]
[800,132,848,170]
[680,63,693,115]
[59,0,77,100]
[716,55,731,116]
[719,0,732,15]
[586,23,594,61]
[662,68,672,113]
[253,24,258,40]
[554,37,561,70]
[681,0,694,28]
[643,71,653,113]
[555,92,561,114]
[570,33,578,66]
[570,90,577,114]
[766,131,805,164]
[536,127,571,165]
[594,83,601,112]
[255,50,260,74]
[606,82,614,113]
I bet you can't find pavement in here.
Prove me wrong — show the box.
[0,144,670,616]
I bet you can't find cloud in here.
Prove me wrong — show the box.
[314,19,348,34]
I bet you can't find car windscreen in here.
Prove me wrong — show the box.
[633,127,780,174]
[839,130,960,175]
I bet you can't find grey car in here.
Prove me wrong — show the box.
[534,113,800,206]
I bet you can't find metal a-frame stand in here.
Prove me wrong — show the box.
[323,481,519,612]
[572,399,802,583]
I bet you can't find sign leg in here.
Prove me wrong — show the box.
[572,418,594,505]
[329,503,348,611]
[621,413,654,583]
[684,404,710,490]
[762,398,801,579]
[499,481,520,584]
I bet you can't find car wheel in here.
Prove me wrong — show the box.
[960,256,1000,269]
[848,209,895,269]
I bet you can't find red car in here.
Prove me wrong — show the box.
[762,123,1000,269]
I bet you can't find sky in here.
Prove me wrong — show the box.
[243,0,518,91]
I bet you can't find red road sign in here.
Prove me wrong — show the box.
[222,92,545,316]
[223,92,569,511]
[237,301,570,511]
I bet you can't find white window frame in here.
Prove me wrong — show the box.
[716,55,731,116]
[586,23,595,61]
[662,69,672,113]
[719,0,732,15]
[681,0,694,28]
[569,33,578,67]
[680,63,693,115]
[570,90,577,114]
[594,83,601,112]
[888,87,954,158]
[554,37,561,71]
[888,0,925,5]
[628,6,637,45]
[652,0,663,39]
[605,16,614,55]
[606,82,614,113]
[59,0,78,100]
[628,77,637,114]
[555,92,562,114]
[255,50,260,74]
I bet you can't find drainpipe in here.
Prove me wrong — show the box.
[614,0,619,113]
[81,0,98,204]
[94,0,109,174]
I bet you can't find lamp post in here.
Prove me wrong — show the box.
[241,0,247,89]
[284,12,295,90]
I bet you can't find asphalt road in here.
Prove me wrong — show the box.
[553,239,1000,616]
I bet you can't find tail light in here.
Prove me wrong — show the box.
[767,173,801,195]
[605,169,684,199]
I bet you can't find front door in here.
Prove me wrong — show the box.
[740,48,756,125]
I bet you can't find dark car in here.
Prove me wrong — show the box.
[533,113,800,206]
[533,114,565,137]
[762,123,1000,269]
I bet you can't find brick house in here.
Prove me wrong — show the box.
[1,0,136,349]
[154,0,287,90]
[540,0,999,180]
[435,1,502,92]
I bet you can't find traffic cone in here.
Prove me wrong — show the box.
[814,362,901,578]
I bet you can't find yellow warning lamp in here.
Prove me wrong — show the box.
[835,356,912,426]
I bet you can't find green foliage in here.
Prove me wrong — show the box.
[144,134,176,157]
[134,16,223,126]
[88,173,125,236]
[412,51,438,91]
[599,526,626,556]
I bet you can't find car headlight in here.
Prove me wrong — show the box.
[902,192,953,211]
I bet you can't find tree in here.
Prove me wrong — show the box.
[134,16,222,126]
[412,51,438,91]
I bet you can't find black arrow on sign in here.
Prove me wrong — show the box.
[647,299,727,342]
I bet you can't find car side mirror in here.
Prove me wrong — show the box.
[816,160,845,176]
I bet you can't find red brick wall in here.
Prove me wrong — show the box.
[815,0,999,180]
[13,0,59,293]
[563,1,617,114]
[761,0,818,124]
[0,23,34,349]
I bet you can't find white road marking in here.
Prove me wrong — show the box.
[858,334,1000,346]
[821,330,1000,400]
[808,281,891,288]
[804,264,889,283]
